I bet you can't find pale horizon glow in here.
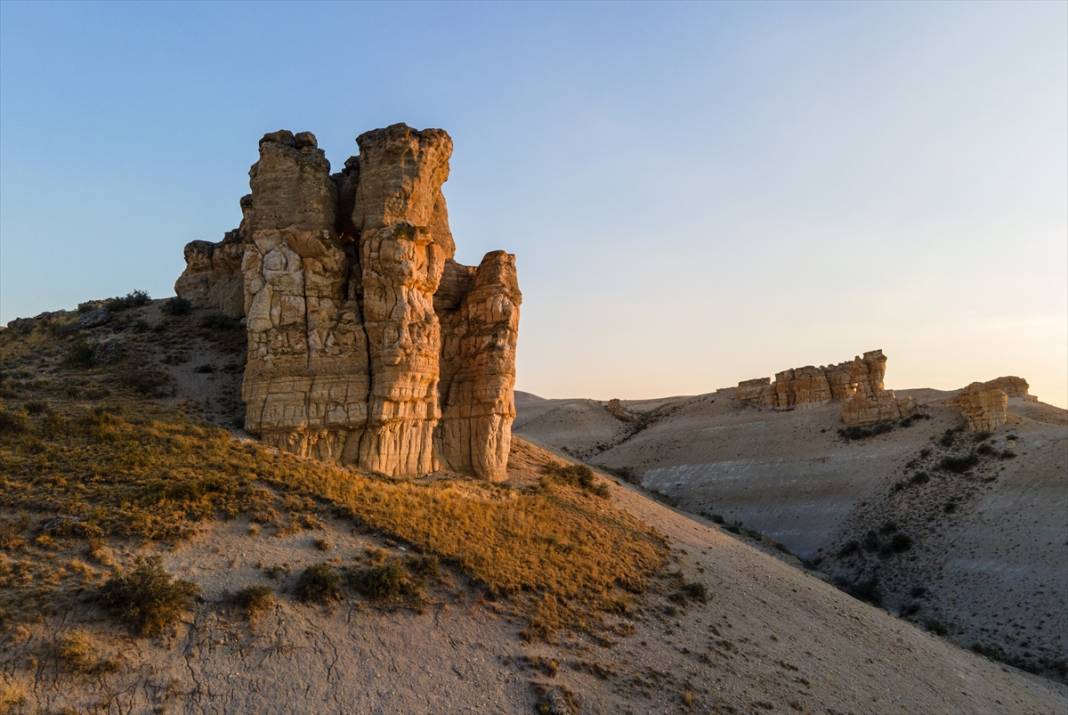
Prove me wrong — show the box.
[2,1,1066,407]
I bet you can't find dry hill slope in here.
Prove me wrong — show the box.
[0,303,1065,713]
[514,380,1068,683]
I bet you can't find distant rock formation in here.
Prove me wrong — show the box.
[955,382,1009,431]
[980,376,1033,400]
[734,350,914,427]
[950,376,1032,431]
[175,125,520,480]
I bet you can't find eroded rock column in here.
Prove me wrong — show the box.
[351,124,454,475]
[436,252,522,481]
[241,131,370,460]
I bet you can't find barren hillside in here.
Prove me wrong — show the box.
[515,380,1068,683]
[1,303,1065,713]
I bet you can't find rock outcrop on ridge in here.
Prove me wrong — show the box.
[955,381,1010,432]
[734,350,914,427]
[175,125,521,479]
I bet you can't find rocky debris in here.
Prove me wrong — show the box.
[177,125,520,479]
[77,308,111,330]
[736,350,888,410]
[955,382,1009,431]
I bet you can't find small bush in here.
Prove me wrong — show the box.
[0,407,29,434]
[230,585,275,620]
[97,557,200,636]
[910,471,930,485]
[668,581,709,605]
[938,453,979,474]
[162,296,193,316]
[910,586,927,599]
[972,431,992,443]
[976,443,996,456]
[841,576,882,606]
[294,563,342,604]
[999,449,1016,460]
[346,557,428,606]
[105,290,150,312]
[924,619,948,636]
[838,422,894,441]
[63,339,95,368]
[55,630,118,674]
[939,427,962,447]
[118,368,173,397]
[23,401,50,416]
[838,540,859,557]
[542,463,609,498]
[194,363,216,374]
[888,533,913,553]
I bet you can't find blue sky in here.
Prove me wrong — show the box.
[2,1,1066,406]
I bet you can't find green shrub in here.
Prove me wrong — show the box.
[346,556,430,606]
[542,463,609,498]
[838,422,894,440]
[294,564,342,604]
[97,556,200,636]
[162,296,193,316]
[0,407,29,435]
[104,290,150,312]
[938,453,979,474]
[63,339,95,368]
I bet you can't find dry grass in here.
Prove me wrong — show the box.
[54,629,119,674]
[0,306,667,638]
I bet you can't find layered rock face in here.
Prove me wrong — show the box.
[955,382,1009,431]
[173,196,252,317]
[241,130,370,462]
[734,350,913,427]
[735,350,889,409]
[436,252,522,478]
[176,125,520,479]
[981,376,1033,400]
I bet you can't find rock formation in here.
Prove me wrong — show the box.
[174,125,520,480]
[735,350,888,409]
[955,382,1009,431]
[733,350,914,427]
[174,197,251,317]
[981,376,1033,400]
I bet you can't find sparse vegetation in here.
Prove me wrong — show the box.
[294,563,342,604]
[230,585,276,620]
[62,339,95,368]
[346,556,428,607]
[938,453,979,474]
[162,296,193,316]
[104,290,150,312]
[541,462,609,498]
[96,556,200,636]
[838,422,894,441]
[54,629,119,674]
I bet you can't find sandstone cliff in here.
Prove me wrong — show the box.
[174,125,520,479]
[954,381,1010,431]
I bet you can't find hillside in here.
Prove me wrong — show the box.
[514,381,1068,683]
[0,302,1065,713]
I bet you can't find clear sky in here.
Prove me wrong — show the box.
[2,1,1066,407]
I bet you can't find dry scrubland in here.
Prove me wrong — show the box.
[0,298,1065,713]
